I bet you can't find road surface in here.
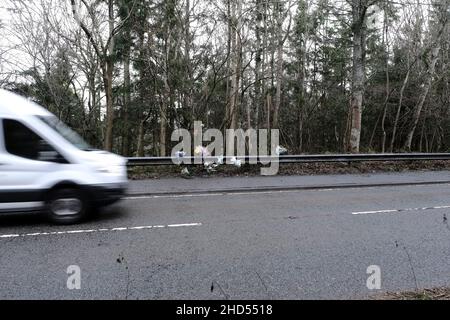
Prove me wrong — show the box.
[1,170,450,299]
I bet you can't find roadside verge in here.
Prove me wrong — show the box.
[127,170,450,197]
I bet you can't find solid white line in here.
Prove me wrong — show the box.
[352,205,450,215]
[0,222,202,240]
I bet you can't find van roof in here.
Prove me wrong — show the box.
[0,89,53,117]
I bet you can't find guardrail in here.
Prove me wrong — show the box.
[127,153,450,166]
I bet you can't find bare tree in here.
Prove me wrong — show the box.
[347,0,372,153]
[70,0,132,151]
[403,0,449,151]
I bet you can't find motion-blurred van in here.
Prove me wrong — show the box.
[0,89,128,224]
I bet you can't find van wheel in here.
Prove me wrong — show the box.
[46,188,88,224]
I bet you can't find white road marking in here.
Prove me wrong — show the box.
[0,222,202,239]
[352,209,398,215]
[0,234,19,238]
[167,223,202,227]
[352,205,450,215]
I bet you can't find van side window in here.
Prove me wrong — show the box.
[2,119,63,162]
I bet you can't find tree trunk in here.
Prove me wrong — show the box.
[348,0,367,153]
[296,0,308,153]
[137,120,145,157]
[103,0,115,152]
[184,0,193,120]
[261,1,268,129]
[225,0,232,122]
[380,8,389,153]
[227,0,240,130]
[266,94,271,130]
[160,105,167,156]
[254,0,263,129]
[103,60,114,152]
[403,46,440,151]
[390,64,410,152]
[234,0,242,129]
[273,3,283,130]
[123,46,131,156]
[161,59,170,157]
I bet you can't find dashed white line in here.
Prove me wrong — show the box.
[352,205,450,215]
[128,226,151,230]
[352,209,398,215]
[0,234,19,238]
[0,222,202,239]
[167,223,202,227]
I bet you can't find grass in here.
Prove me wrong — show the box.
[371,287,450,300]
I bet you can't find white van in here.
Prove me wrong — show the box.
[0,89,128,224]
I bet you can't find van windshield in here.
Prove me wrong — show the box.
[36,115,94,151]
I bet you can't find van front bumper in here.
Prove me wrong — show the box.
[88,183,128,206]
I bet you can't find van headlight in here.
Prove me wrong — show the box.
[96,165,124,175]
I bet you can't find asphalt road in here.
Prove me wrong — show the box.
[1,171,450,299]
